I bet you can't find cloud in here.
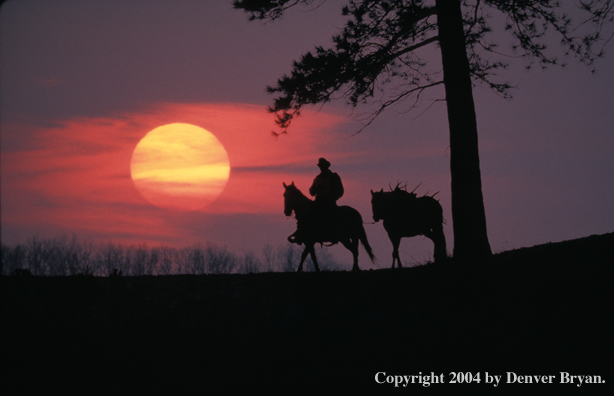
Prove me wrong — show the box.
[2,100,461,261]
[39,78,64,87]
[1,102,353,246]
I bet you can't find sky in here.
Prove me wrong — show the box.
[1,0,613,268]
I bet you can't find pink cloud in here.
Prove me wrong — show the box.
[1,103,352,246]
[40,78,64,87]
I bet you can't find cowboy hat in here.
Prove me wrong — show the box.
[317,158,331,169]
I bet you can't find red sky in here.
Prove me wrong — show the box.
[1,1,613,267]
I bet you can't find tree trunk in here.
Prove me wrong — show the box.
[436,0,492,262]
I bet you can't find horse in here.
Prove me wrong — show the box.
[371,187,447,267]
[283,182,375,272]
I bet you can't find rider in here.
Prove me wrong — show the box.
[288,158,344,244]
[309,158,344,207]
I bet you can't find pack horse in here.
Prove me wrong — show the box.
[371,186,447,267]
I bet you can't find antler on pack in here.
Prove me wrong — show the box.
[390,181,410,192]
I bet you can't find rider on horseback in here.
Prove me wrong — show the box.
[288,158,344,244]
[310,158,344,207]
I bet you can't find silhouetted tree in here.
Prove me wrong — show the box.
[96,242,125,276]
[242,251,262,273]
[234,0,613,262]
[158,246,176,275]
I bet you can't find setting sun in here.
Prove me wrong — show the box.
[130,123,230,211]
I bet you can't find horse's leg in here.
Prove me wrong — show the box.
[390,235,402,268]
[351,238,360,271]
[423,229,437,263]
[309,246,320,272]
[346,237,360,271]
[340,238,360,271]
[428,224,447,263]
[297,244,311,272]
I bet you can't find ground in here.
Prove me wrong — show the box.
[1,233,612,394]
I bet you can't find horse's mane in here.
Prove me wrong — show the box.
[284,183,313,204]
[287,183,306,195]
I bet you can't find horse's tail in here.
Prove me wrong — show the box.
[358,222,376,264]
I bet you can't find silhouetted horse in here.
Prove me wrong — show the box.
[371,187,447,267]
[283,182,375,272]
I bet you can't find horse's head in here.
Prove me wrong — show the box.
[370,188,386,222]
[283,181,298,216]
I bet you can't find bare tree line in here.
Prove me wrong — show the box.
[1,235,342,276]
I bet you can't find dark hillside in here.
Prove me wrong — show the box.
[2,233,612,394]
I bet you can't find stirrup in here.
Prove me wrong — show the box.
[288,233,302,244]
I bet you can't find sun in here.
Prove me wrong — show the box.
[130,123,230,211]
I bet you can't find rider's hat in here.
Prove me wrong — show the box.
[317,158,331,169]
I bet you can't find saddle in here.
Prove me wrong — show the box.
[288,203,340,245]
